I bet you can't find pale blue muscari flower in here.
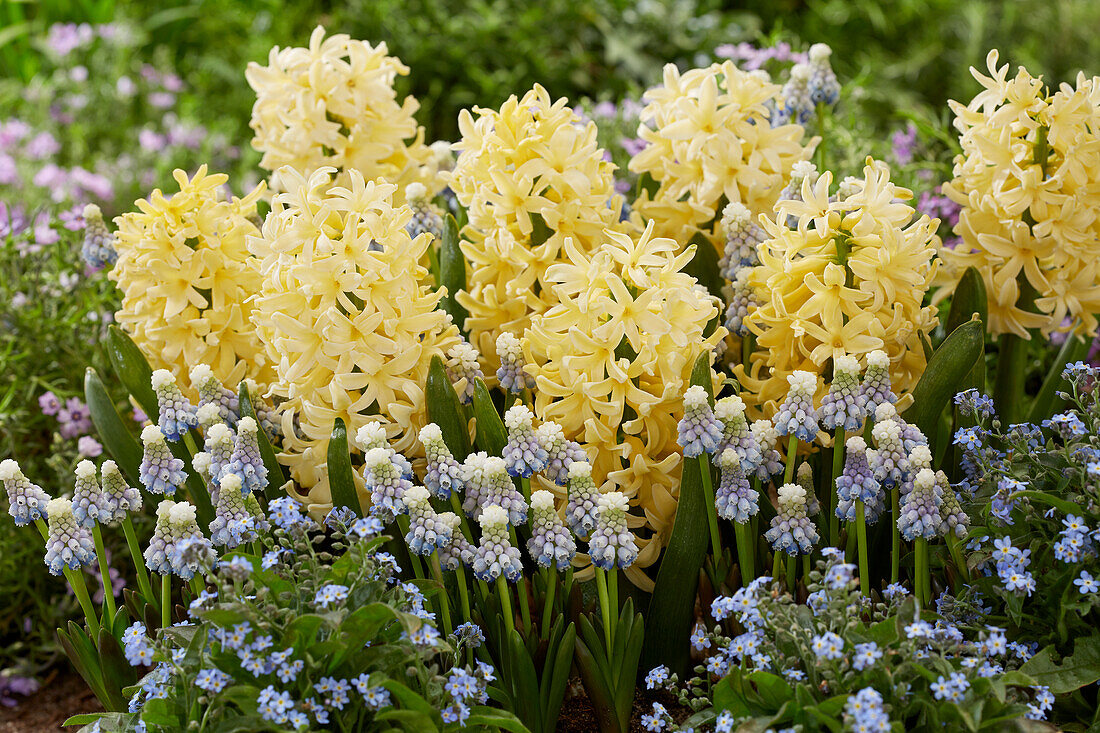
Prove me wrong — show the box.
[898,469,942,541]
[496,332,535,394]
[807,44,840,106]
[714,396,762,473]
[819,354,865,432]
[874,402,927,454]
[462,454,527,525]
[446,341,483,405]
[71,460,106,528]
[503,405,548,478]
[223,417,267,495]
[404,486,452,555]
[715,449,758,523]
[527,490,576,569]
[536,421,586,486]
[936,471,969,539]
[362,447,411,522]
[835,437,883,523]
[81,204,118,269]
[194,403,224,433]
[355,422,413,480]
[899,444,933,500]
[44,497,95,575]
[419,423,463,500]
[565,460,600,539]
[437,512,474,571]
[145,500,206,578]
[209,474,255,548]
[404,182,444,239]
[774,370,819,442]
[797,462,821,516]
[100,459,142,521]
[139,425,186,495]
[0,460,50,526]
[189,365,239,429]
[750,420,784,481]
[588,492,638,570]
[678,386,723,458]
[152,369,197,442]
[719,201,765,279]
[861,350,897,412]
[868,419,907,489]
[203,422,235,491]
[724,268,758,337]
[472,505,522,583]
[777,63,814,125]
[765,483,819,555]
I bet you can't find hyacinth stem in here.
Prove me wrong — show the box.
[161,574,171,630]
[829,428,844,547]
[508,526,532,631]
[541,567,557,640]
[91,525,116,626]
[785,553,796,591]
[122,516,155,609]
[890,487,901,584]
[697,456,723,562]
[734,522,754,583]
[946,534,971,584]
[914,538,929,606]
[595,567,613,651]
[783,437,799,485]
[495,576,515,637]
[855,501,870,597]
[429,554,453,637]
[65,567,101,638]
[741,333,754,372]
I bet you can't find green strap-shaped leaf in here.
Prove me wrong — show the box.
[507,629,542,730]
[105,325,158,423]
[614,604,644,731]
[327,418,362,517]
[683,233,725,301]
[440,214,470,332]
[541,622,576,733]
[472,378,507,456]
[1027,333,1092,424]
[426,355,470,460]
[945,266,988,337]
[643,352,713,676]
[464,708,533,733]
[85,368,143,488]
[902,318,984,443]
[96,627,134,711]
[238,382,288,499]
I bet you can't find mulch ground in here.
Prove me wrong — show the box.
[0,669,100,733]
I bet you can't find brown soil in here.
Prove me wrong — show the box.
[558,678,691,732]
[0,669,101,732]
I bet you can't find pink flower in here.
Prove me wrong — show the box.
[132,406,148,424]
[59,204,85,230]
[38,391,61,416]
[77,435,103,458]
[138,128,167,152]
[58,397,92,439]
[147,92,175,109]
[25,132,59,160]
[0,153,17,185]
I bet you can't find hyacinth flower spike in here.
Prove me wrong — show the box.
[677,384,724,563]
[152,369,198,442]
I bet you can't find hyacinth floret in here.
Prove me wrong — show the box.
[209,474,255,548]
[145,500,206,577]
[100,459,142,521]
[223,417,267,495]
[869,419,907,489]
[72,460,106,528]
[0,460,50,526]
[862,350,897,412]
[724,268,758,337]
[835,437,884,523]
[139,425,186,495]
[503,405,548,478]
[536,421,586,486]
[678,386,724,458]
[751,419,784,481]
[437,512,474,571]
[527,490,576,569]
[463,455,527,525]
[404,486,452,555]
[588,491,639,570]
[81,203,117,269]
[819,354,865,431]
[565,460,600,539]
[720,201,766,279]
[937,471,970,539]
[152,369,198,442]
[715,449,759,523]
[495,332,535,393]
[714,395,762,472]
[774,370,819,442]
[898,469,943,541]
[472,505,523,583]
[765,483,820,555]
[419,423,463,500]
[807,44,840,106]
[190,364,239,429]
[446,341,483,405]
[44,498,95,575]
[363,447,411,522]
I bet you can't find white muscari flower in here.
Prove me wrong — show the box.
[588,492,638,570]
[869,419,907,488]
[565,460,600,538]
[765,483,819,555]
[223,417,267,495]
[0,460,50,526]
[472,505,522,582]
[720,201,766,279]
[139,425,186,495]
[715,449,758,523]
[203,422,235,491]
[190,365,239,428]
[445,341,483,405]
[535,421,586,486]
[152,369,198,441]
[774,370,819,442]
[355,422,413,479]
[503,405,548,478]
[437,512,474,571]
[100,460,142,521]
[420,423,463,499]
[527,490,576,569]
[678,386,723,458]
[363,447,411,522]
[495,332,535,393]
[44,497,95,575]
[819,354,865,432]
[195,403,223,433]
[71,460,106,528]
[404,486,452,554]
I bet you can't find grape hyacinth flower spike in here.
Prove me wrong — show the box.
[565,460,600,539]
[715,449,759,523]
[152,369,198,441]
[446,341,483,405]
[719,201,765,279]
[81,203,118,269]
[797,462,821,516]
[937,471,969,539]
[898,469,942,542]
[724,268,758,338]
[420,423,463,500]
[145,500,207,578]
[437,513,474,571]
[356,422,412,479]
[404,182,444,239]
[678,385,723,458]
[208,474,256,548]
[100,459,142,520]
[835,437,883,523]
[462,454,527,525]
[527,490,576,569]
[44,496,96,575]
[750,419,785,481]
[0,460,50,526]
[139,425,186,495]
[503,405,548,478]
[362,447,411,522]
[72,459,105,528]
[536,421,586,486]
[588,492,639,571]
[774,370,820,443]
[765,483,820,555]
[869,418,907,489]
[404,486,452,555]
[190,364,239,428]
[496,332,536,394]
[714,395,762,472]
[472,505,523,583]
[862,350,897,412]
[820,354,865,432]
[224,417,267,495]
[807,43,841,106]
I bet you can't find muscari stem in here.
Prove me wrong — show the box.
[496,575,515,637]
[783,437,799,485]
[915,538,929,606]
[91,524,116,625]
[429,554,453,636]
[734,522,754,584]
[121,516,155,609]
[697,455,723,563]
[160,574,171,630]
[946,534,971,584]
[890,487,901,584]
[785,553,796,592]
[830,427,844,547]
[396,515,426,579]
[65,567,101,638]
[541,567,557,640]
[595,567,613,651]
[855,501,870,597]
[508,526,532,631]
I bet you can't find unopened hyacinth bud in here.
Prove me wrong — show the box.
[869,419,907,488]
[203,422,235,489]
[223,417,267,495]
[464,455,527,525]
[404,182,444,240]
[775,371,819,442]
[100,460,141,521]
[209,474,254,548]
[714,396,762,472]
[145,500,206,577]
[81,203,117,269]
[936,471,969,539]
[503,405,548,478]
[678,386,723,458]
[152,369,197,442]
[807,43,840,106]
[0,460,50,526]
[44,498,95,575]
[420,424,463,500]
[897,468,942,541]
[750,419,784,481]
[527,490,576,569]
[565,460,600,538]
[862,351,897,412]
[797,462,821,516]
[835,437,883,523]
[404,486,452,555]
[819,355,865,432]
[778,63,814,126]
[724,268,758,337]
[715,449,758,523]
[437,512,474,571]
[472,505,523,583]
[720,201,765,278]
[363,447,411,521]
[765,483,820,555]
[356,423,412,479]
[536,421,586,486]
[139,425,186,495]
[588,492,639,570]
[496,332,535,393]
[190,365,239,428]
[446,341,483,405]
[72,460,105,528]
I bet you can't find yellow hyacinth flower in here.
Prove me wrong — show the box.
[248,166,461,508]
[111,166,271,394]
[938,50,1100,338]
[628,61,815,249]
[738,158,939,415]
[246,26,437,198]
[449,84,625,368]
[524,222,726,589]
